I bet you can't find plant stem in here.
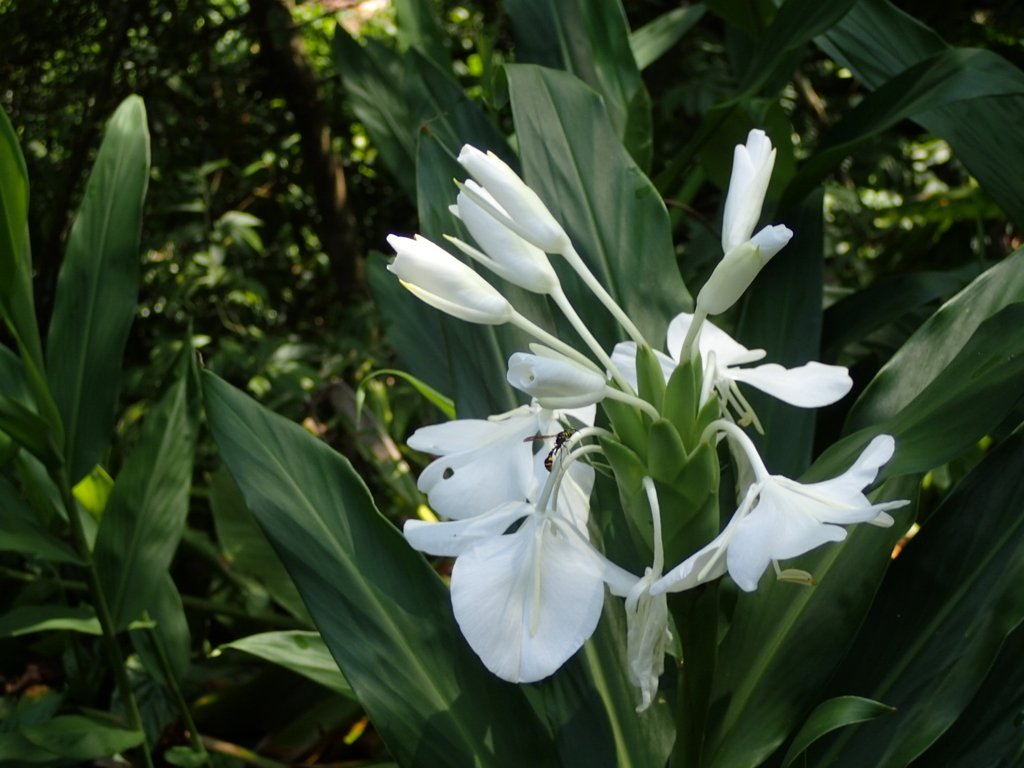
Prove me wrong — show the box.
[57,473,155,768]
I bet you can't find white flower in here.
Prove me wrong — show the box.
[652,432,909,595]
[386,234,513,325]
[406,457,608,683]
[447,181,561,295]
[696,225,793,315]
[458,145,570,253]
[611,312,852,423]
[507,345,608,409]
[722,129,776,253]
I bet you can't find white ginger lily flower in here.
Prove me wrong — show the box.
[457,145,570,253]
[611,312,852,426]
[406,454,609,683]
[387,234,513,325]
[652,428,909,595]
[407,403,595,521]
[697,225,792,316]
[721,129,777,253]
[447,181,561,295]
[507,345,609,409]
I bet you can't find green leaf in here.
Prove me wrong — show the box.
[201,371,555,767]
[505,0,652,168]
[629,5,706,71]
[736,189,825,477]
[0,104,45,377]
[217,631,354,698]
[507,64,691,352]
[93,347,198,629]
[816,303,1024,481]
[130,573,192,686]
[817,425,1024,766]
[394,0,448,71]
[0,476,81,564]
[847,248,1024,432]
[0,605,103,637]
[784,48,1024,207]
[19,715,143,761]
[0,393,62,469]
[781,696,894,767]
[45,95,149,485]
[209,466,310,622]
[357,369,454,420]
[820,0,1024,227]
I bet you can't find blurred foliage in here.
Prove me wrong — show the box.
[1,0,1023,764]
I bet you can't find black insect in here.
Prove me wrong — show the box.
[525,429,576,472]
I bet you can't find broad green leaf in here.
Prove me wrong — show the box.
[93,348,198,629]
[217,631,354,698]
[356,369,454,420]
[704,474,918,768]
[394,0,448,71]
[781,696,894,767]
[0,605,103,637]
[817,425,1024,766]
[736,190,824,477]
[783,48,1024,207]
[131,573,192,687]
[201,371,555,767]
[504,0,653,169]
[816,303,1024,481]
[508,64,691,352]
[0,105,45,376]
[0,476,81,564]
[847,248,1024,431]
[629,5,706,71]
[209,466,310,622]
[20,715,143,761]
[820,0,1024,227]
[923,625,1024,766]
[0,393,62,469]
[45,95,149,485]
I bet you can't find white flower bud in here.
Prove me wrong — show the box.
[448,181,561,295]
[387,234,513,325]
[722,129,777,252]
[507,346,607,408]
[696,225,792,315]
[458,145,570,253]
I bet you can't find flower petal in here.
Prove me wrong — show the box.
[729,361,852,408]
[451,516,606,682]
[404,502,530,557]
[666,313,765,368]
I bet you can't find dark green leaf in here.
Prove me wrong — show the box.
[130,573,192,686]
[202,371,555,767]
[629,5,706,71]
[0,605,102,637]
[217,631,354,698]
[781,696,894,767]
[93,348,198,629]
[20,715,143,760]
[394,0,448,71]
[0,476,81,564]
[818,425,1024,766]
[45,95,149,484]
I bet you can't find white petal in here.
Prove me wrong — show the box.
[404,502,530,556]
[611,341,675,388]
[666,313,764,368]
[418,438,533,519]
[507,351,607,407]
[450,516,606,682]
[729,361,852,408]
[650,530,730,595]
[407,410,535,454]
[721,130,776,252]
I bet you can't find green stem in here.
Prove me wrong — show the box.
[57,472,155,768]
[143,614,208,762]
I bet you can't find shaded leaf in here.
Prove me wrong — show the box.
[217,631,354,698]
[781,696,894,767]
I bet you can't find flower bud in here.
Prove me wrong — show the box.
[458,145,570,253]
[507,345,607,409]
[387,234,513,325]
[696,225,792,315]
[722,129,777,252]
[448,181,561,295]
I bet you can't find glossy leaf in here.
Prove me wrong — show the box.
[19,715,144,760]
[630,5,706,71]
[202,371,555,767]
[847,248,1024,431]
[45,95,149,485]
[817,425,1024,766]
[781,696,894,767]
[93,348,198,630]
[505,0,652,168]
[217,631,354,698]
[508,64,691,351]
[0,604,146,638]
